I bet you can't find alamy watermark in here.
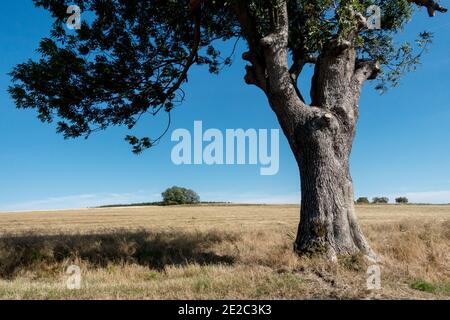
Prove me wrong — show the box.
[65,264,81,290]
[171,121,280,176]
[366,265,381,290]
[366,5,382,30]
[66,5,81,30]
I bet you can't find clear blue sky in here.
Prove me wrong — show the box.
[1,1,449,211]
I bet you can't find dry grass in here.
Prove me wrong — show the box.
[0,204,449,300]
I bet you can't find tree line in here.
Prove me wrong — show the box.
[356,197,409,204]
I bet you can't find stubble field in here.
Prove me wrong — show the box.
[0,204,449,299]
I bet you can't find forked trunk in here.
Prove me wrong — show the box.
[233,0,378,261]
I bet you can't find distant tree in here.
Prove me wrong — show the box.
[184,188,201,204]
[162,186,200,205]
[395,197,409,204]
[372,197,389,204]
[356,197,370,204]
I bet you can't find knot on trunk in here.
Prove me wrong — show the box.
[308,112,339,133]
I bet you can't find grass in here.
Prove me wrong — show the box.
[0,204,449,300]
[410,280,450,294]
[410,280,438,293]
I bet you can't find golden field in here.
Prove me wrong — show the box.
[0,204,449,299]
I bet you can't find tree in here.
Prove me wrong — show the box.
[372,197,390,204]
[395,197,409,204]
[162,186,200,205]
[356,197,370,204]
[9,0,447,261]
[185,188,201,204]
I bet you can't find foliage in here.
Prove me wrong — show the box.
[395,197,409,204]
[372,197,389,204]
[162,186,200,205]
[8,0,440,152]
[356,197,370,204]
[410,279,437,293]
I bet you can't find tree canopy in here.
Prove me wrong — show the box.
[9,0,447,152]
[162,186,201,205]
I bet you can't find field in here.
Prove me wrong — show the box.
[0,204,449,300]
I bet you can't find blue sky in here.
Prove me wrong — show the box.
[0,1,449,211]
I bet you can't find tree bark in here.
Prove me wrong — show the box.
[293,124,375,261]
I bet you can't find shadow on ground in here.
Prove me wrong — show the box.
[0,230,237,278]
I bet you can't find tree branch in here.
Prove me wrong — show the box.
[259,0,299,100]
[408,0,448,17]
[189,0,208,12]
[354,60,381,86]
[234,1,318,156]
[145,1,202,108]
[233,3,268,92]
[260,1,289,49]
[169,9,201,94]
[289,54,317,83]
[289,53,317,103]
[258,1,313,134]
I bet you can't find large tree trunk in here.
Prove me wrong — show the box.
[234,1,379,261]
[293,129,375,261]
